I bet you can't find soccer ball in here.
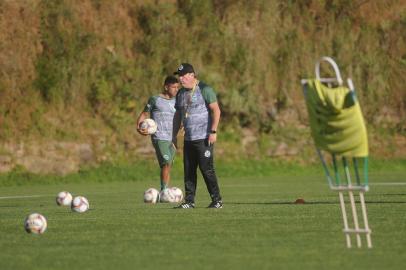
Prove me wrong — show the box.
[24,213,47,234]
[143,188,159,204]
[56,191,73,206]
[170,187,183,203]
[71,196,89,213]
[159,187,183,203]
[140,118,157,135]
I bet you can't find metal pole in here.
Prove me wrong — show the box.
[359,192,373,248]
[343,157,362,247]
[339,192,352,248]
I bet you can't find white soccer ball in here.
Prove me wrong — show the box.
[170,187,183,203]
[159,187,183,203]
[144,188,159,204]
[140,118,157,135]
[24,213,47,234]
[71,196,89,213]
[56,191,73,206]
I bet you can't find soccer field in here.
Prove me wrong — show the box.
[1,171,406,270]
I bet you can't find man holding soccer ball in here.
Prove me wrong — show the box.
[136,76,179,191]
[173,63,223,209]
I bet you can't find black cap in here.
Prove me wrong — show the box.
[174,63,195,76]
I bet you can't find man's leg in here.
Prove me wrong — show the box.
[197,139,222,202]
[152,140,176,191]
[184,140,198,203]
[160,164,171,190]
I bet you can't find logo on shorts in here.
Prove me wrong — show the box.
[204,150,211,158]
[163,154,169,160]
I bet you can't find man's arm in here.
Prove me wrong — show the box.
[172,111,182,148]
[208,102,221,144]
[136,111,149,136]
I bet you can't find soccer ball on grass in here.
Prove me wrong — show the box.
[144,188,159,204]
[24,213,47,234]
[56,191,73,206]
[71,196,90,213]
[159,187,183,203]
[170,187,183,203]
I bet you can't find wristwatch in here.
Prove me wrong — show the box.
[210,130,217,134]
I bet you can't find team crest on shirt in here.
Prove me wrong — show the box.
[163,154,169,160]
[204,150,211,158]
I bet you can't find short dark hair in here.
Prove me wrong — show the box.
[164,75,179,86]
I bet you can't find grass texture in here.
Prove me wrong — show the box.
[0,167,405,270]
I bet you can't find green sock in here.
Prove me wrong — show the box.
[160,181,168,191]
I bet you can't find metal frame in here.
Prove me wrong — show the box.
[301,57,372,248]
[319,151,372,248]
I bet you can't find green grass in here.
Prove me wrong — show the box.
[0,164,406,270]
[1,158,405,186]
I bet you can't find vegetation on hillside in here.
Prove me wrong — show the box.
[0,0,405,163]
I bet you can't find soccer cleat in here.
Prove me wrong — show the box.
[174,202,195,209]
[207,200,223,209]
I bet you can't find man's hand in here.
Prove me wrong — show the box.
[136,112,150,136]
[137,124,149,136]
[172,138,178,150]
[208,133,217,146]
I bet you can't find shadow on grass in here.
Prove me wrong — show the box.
[227,200,406,205]
[227,201,337,205]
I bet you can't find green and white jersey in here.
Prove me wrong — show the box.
[143,95,176,141]
[175,81,217,141]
